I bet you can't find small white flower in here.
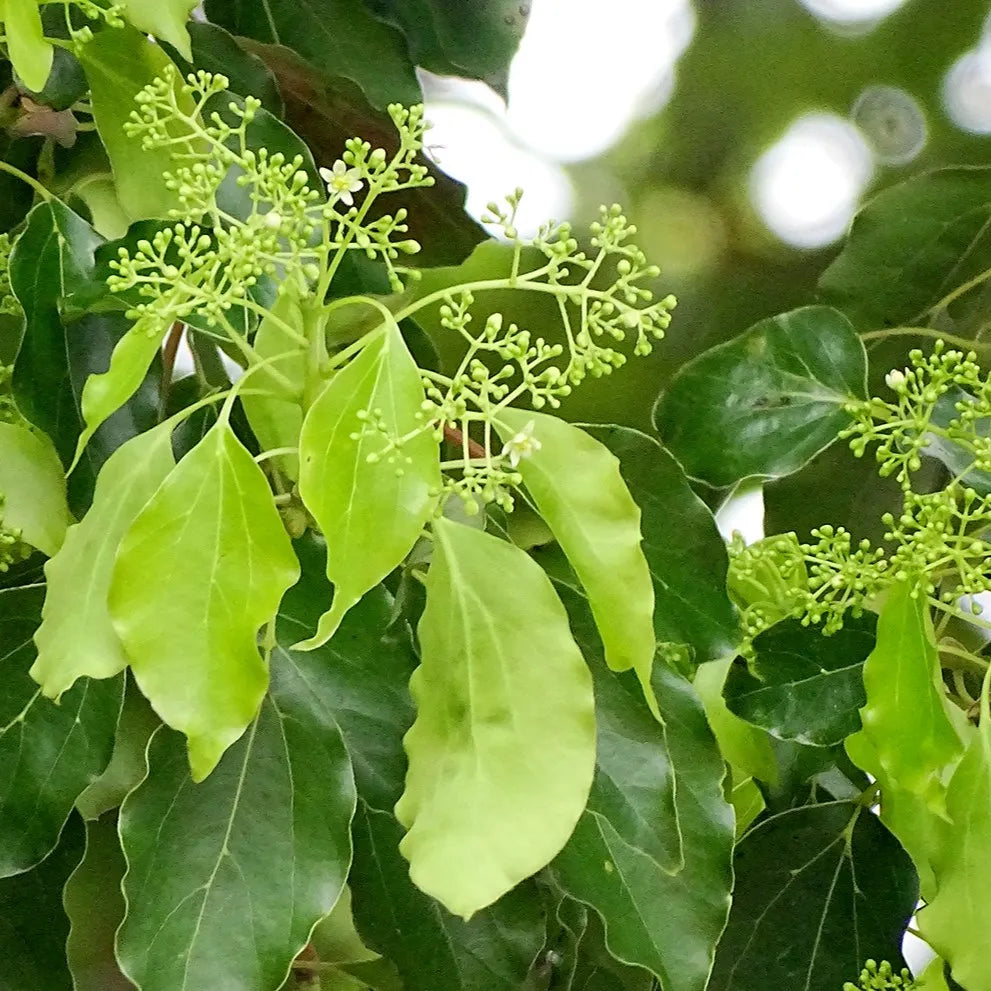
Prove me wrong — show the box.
[885,368,907,391]
[319,160,363,206]
[502,420,541,468]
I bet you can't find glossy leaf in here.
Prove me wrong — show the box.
[495,409,655,697]
[119,0,197,59]
[31,423,175,698]
[723,614,876,747]
[583,425,739,664]
[654,306,868,487]
[3,0,53,91]
[297,321,439,649]
[117,643,356,991]
[554,591,734,991]
[708,803,918,991]
[109,420,299,780]
[203,0,421,109]
[0,421,69,556]
[852,581,964,812]
[0,812,84,991]
[396,518,596,919]
[820,167,991,332]
[0,585,122,877]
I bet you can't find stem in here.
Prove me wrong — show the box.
[444,423,486,460]
[158,322,185,421]
[860,326,991,352]
[928,266,991,317]
[255,446,299,464]
[0,160,51,201]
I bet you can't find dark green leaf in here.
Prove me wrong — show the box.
[723,614,876,747]
[583,425,739,664]
[23,44,88,111]
[654,306,867,487]
[709,802,918,991]
[0,585,122,877]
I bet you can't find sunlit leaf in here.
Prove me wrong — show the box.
[31,423,175,699]
[0,422,69,556]
[297,321,439,649]
[0,586,122,877]
[654,306,867,487]
[116,644,356,991]
[118,0,197,59]
[3,0,53,91]
[495,409,656,704]
[396,518,596,919]
[709,803,918,991]
[109,420,299,780]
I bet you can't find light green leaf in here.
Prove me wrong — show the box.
[241,288,305,480]
[852,580,964,814]
[78,26,190,220]
[396,518,596,920]
[494,409,655,704]
[109,420,299,780]
[31,423,175,698]
[2,0,53,92]
[119,0,197,59]
[297,321,439,649]
[0,421,69,555]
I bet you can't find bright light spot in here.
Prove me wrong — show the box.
[715,483,764,546]
[852,85,927,165]
[801,0,907,26]
[944,45,991,133]
[506,0,695,162]
[421,101,573,237]
[903,913,935,977]
[750,114,873,249]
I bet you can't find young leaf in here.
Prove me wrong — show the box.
[2,0,53,92]
[654,306,868,487]
[118,0,198,60]
[0,421,70,556]
[494,409,656,700]
[108,420,299,781]
[297,321,439,649]
[116,642,356,991]
[31,423,175,699]
[0,586,122,877]
[708,803,918,991]
[852,581,964,813]
[396,518,596,920]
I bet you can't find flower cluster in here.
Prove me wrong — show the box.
[843,959,917,991]
[0,233,20,316]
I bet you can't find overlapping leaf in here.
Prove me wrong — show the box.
[118,0,197,60]
[3,0,52,91]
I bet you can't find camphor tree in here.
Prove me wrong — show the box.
[0,2,990,991]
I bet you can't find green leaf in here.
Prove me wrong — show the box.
[119,0,197,59]
[708,803,918,991]
[63,815,134,991]
[396,518,596,920]
[2,0,53,91]
[0,585,122,877]
[31,422,175,698]
[109,420,300,780]
[554,593,734,991]
[78,25,189,221]
[494,409,656,701]
[297,321,439,649]
[654,306,868,487]
[116,643,356,991]
[820,167,991,333]
[582,425,739,664]
[0,812,84,991]
[203,0,421,109]
[0,421,69,555]
[723,614,876,747]
[850,581,964,813]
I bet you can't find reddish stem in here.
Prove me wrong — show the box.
[158,321,185,421]
[443,422,487,460]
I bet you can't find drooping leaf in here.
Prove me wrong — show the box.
[820,167,991,333]
[108,420,299,780]
[0,421,69,555]
[118,0,197,60]
[297,321,439,649]
[3,0,53,91]
[723,614,876,747]
[708,803,918,991]
[31,422,175,698]
[203,0,421,109]
[494,409,656,700]
[396,518,596,920]
[654,306,868,487]
[0,585,122,877]
[116,644,356,991]
[849,581,964,814]
[0,812,84,991]
[554,590,734,991]
[583,425,739,664]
